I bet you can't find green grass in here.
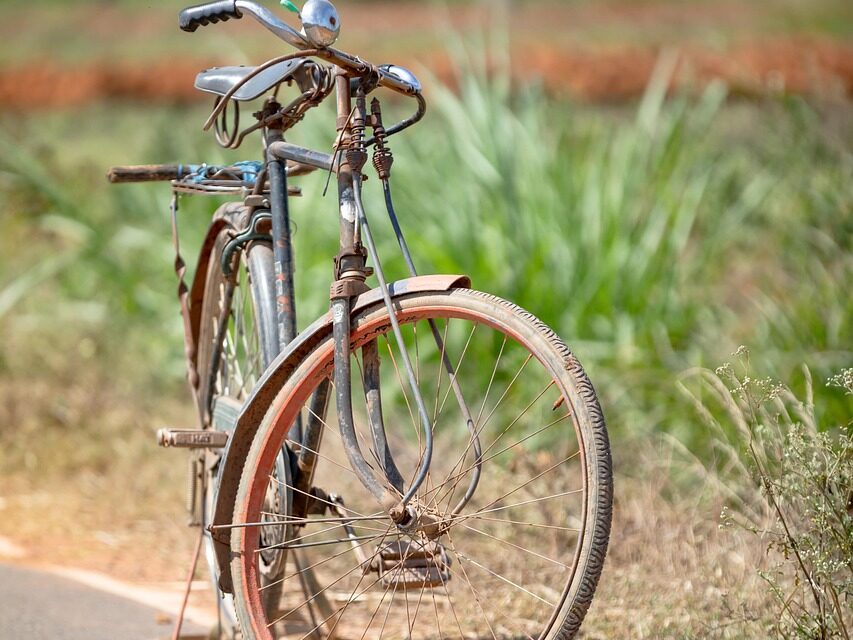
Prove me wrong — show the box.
[399,60,851,447]
[0,43,849,637]
[0,57,850,467]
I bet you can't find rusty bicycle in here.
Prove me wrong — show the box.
[109,1,612,638]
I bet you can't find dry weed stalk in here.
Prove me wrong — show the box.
[679,349,852,640]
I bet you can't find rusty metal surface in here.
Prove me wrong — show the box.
[117,0,444,602]
[267,141,334,173]
[157,428,229,448]
[331,295,399,511]
[371,539,452,590]
[199,55,334,150]
[348,147,440,510]
[290,378,330,518]
[187,217,230,391]
[328,277,369,300]
[201,50,321,132]
[107,164,188,183]
[362,340,405,493]
[265,131,299,354]
[209,273,470,592]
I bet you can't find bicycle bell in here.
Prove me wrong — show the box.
[300,0,340,47]
[378,64,422,93]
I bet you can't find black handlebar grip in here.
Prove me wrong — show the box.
[179,0,242,32]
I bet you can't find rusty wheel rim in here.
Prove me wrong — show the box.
[236,299,592,640]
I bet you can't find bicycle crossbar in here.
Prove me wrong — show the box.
[267,141,334,173]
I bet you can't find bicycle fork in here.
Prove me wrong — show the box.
[319,78,483,528]
[326,77,415,520]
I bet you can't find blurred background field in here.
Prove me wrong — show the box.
[0,0,850,637]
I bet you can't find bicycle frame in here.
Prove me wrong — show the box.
[110,2,477,595]
[106,9,613,637]
[263,69,430,522]
[185,63,436,591]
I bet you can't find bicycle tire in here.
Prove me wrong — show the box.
[230,288,612,640]
[195,203,289,630]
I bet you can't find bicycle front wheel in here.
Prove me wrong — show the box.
[231,288,612,640]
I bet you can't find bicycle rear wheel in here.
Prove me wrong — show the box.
[195,203,290,630]
[230,288,612,640]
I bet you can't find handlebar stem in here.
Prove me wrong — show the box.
[222,0,422,96]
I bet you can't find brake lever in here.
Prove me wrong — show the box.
[235,0,311,48]
[363,93,427,147]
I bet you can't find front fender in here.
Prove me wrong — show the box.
[211,274,470,592]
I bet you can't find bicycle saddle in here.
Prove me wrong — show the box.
[194,57,307,101]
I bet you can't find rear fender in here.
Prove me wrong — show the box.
[211,274,471,592]
[188,203,244,393]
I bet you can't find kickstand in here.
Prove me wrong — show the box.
[171,525,204,640]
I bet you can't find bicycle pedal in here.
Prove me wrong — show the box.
[157,428,229,449]
[372,540,451,590]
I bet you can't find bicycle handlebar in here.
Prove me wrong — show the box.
[179,0,243,32]
[108,164,191,183]
[179,0,422,97]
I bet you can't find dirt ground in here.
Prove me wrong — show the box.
[1,38,851,110]
[0,446,776,639]
[0,373,776,637]
[0,2,841,637]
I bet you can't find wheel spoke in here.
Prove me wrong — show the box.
[432,318,451,423]
[259,532,389,593]
[357,561,398,640]
[433,322,477,422]
[420,409,570,513]
[426,355,542,515]
[269,473,370,518]
[212,513,387,531]
[445,530,498,640]
[254,521,389,553]
[455,487,583,521]
[478,353,534,434]
[455,550,554,608]
[284,437,364,480]
[266,526,394,629]
[383,335,421,445]
[230,295,609,640]
[260,532,389,553]
[459,522,570,568]
[376,569,404,640]
[466,514,581,533]
[290,528,405,637]
[476,335,508,425]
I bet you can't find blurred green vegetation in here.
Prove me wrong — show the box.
[0,48,850,480]
[0,3,848,629]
